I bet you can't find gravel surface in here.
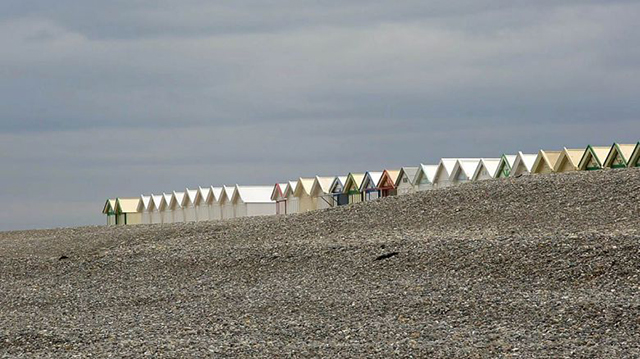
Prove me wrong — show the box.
[1,169,639,358]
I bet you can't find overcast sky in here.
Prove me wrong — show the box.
[1,1,639,230]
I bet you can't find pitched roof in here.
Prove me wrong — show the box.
[511,152,537,175]
[284,180,298,197]
[311,176,336,196]
[413,164,438,185]
[362,171,383,189]
[294,178,315,197]
[209,186,223,203]
[579,145,610,169]
[184,188,198,206]
[453,159,482,180]
[137,195,151,212]
[170,191,185,209]
[116,198,141,214]
[162,193,173,209]
[532,150,562,173]
[604,143,637,167]
[343,173,365,193]
[151,194,164,211]
[630,143,640,167]
[233,185,275,204]
[433,159,460,183]
[379,170,400,188]
[553,148,584,171]
[395,167,418,187]
[472,158,501,180]
[197,186,211,205]
[329,176,347,193]
[220,186,236,204]
[271,182,288,201]
[102,199,116,214]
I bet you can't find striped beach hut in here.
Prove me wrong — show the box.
[450,159,481,185]
[554,148,585,173]
[531,150,562,174]
[361,171,383,201]
[471,158,501,181]
[343,173,365,204]
[510,152,538,177]
[579,145,610,171]
[413,164,438,191]
[378,169,400,197]
[328,176,349,207]
[495,154,517,178]
[395,167,418,195]
[310,176,336,210]
[603,143,638,168]
[102,199,117,226]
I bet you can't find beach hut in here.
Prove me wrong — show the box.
[284,180,299,214]
[510,152,538,177]
[432,159,459,188]
[471,158,501,181]
[220,186,236,220]
[554,148,585,173]
[495,154,517,178]
[292,178,316,212]
[450,159,482,185]
[195,187,211,222]
[169,191,186,223]
[328,176,349,207]
[182,188,198,222]
[361,171,383,201]
[102,199,117,226]
[395,167,418,195]
[629,143,640,167]
[343,173,365,204]
[271,183,288,215]
[115,198,142,225]
[531,150,562,175]
[160,193,173,224]
[150,194,164,224]
[310,176,336,210]
[378,170,400,197]
[413,164,438,191]
[206,186,223,220]
[603,143,638,169]
[578,145,610,171]
[137,195,152,224]
[232,185,276,218]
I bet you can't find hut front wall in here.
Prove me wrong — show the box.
[246,203,276,217]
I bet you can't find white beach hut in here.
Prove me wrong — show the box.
[284,181,299,214]
[310,176,336,210]
[395,167,418,195]
[413,164,438,191]
[432,159,458,188]
[450,159,482,185]
[182,188,198,222]
[170,191,186,223]
[471,158,501,181]
[150,194,164,224]
[137,195,152,224]
[232,185,276,218]
[207,186,223,221]
[510,152,538,177]
[220,186,236,220]
[161,193,173,224]
[195,187,211,222]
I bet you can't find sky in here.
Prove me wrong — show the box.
[1,0,639,231]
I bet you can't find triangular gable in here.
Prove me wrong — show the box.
[579,145,610,170]
[220,186,236,204]
[604,143,637,168]
[271,183,288,201]
[137,195,151,212]
[196,187,211,205]
[496,154,517,178]
[343,173,365,194]
[150,194,164,211]
[208,186,223,204]
[451,159,481,182]
[115,198,141,214]
[183,188,199,207]
[362,172,383,190]
[329,176,347,194]
[293,178,315,197]
[510,152,537,176]
[629,142,640,167]
[471,158,501,180]
[432,159,458,184]
[413,164,438,185]
[378,170,400,189]
[532,150,562,174]
[395,167,418,187]
[284,181,298,198]
[554,148,584,172]
[161,193,173,210]
[170,191,185,209]
[310,176,336,197]
[102,199,116,214]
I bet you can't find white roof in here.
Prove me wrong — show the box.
[162,193,173,209]
[271,182,288,201]
[210,186,223,202]
[515,152,538,172]
[473,158,501,179]
[221,186,236,203]
[151,194,164,211]
[184,188,198,205]
[138,195,151,211]
[364,172,383,188]
[198,186,211,204]
[329,176,347,192]
[454,159,482,179]
[312,176,336,195]
[233,186,275,204]
[171,191,185,209]
[295,178,315,196]
[439,159,458,176]
[414,164,438,184]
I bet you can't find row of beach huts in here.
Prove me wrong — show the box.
[103,142,640,225]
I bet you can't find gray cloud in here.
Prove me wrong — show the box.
[0,1,639,230]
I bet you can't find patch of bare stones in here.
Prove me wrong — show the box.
[1,168,639,357]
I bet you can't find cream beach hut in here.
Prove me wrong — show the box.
[495,154,517,178]
[450,159,482,185]
[284,181,299,214]
[182,188,199,222]
[471,158,501,181]
[102,199,117,225]
[603,143,638,169]
[554,148,585,173]
[329,176,349,207]
[150,194,164,224]
[578,145,610,171]
[510,152,538,177]
[232,185,276,218]
[343,173,365,204]
[412,164,438,191]
[361,171,383,201]
[161,193,173,224]
[115,198,142,225]
[271,183,288,215]
[310,176,336,210]
[195,187,211,222]
[137,195,152,224]
[378,170,400,197]
[395,167,418,195]
[292,178,316,213]
[531,150,562,175]
[169,191,186,223]
[432,159,459,188]
[629,143,640,167]
[220,186,236,220]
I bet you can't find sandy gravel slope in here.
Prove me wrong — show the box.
[1,169,639,357]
